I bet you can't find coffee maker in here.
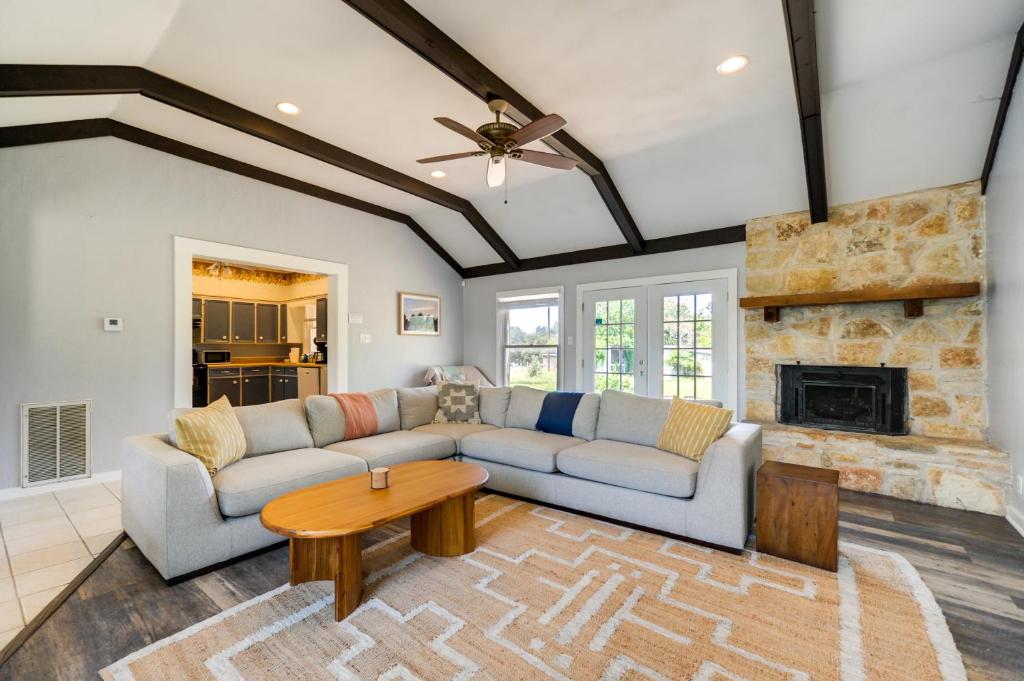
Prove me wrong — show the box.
[313,341,327,364]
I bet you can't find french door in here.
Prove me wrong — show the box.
[581,279,730,403]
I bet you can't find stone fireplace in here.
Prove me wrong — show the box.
[744,181,1009,514]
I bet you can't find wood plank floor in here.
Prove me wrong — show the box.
[1,490,1021,680]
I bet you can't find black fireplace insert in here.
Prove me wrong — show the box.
[777,364,908,435]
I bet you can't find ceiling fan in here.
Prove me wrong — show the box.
[417,99,577,188]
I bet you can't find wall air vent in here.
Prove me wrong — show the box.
[20,400,91,487]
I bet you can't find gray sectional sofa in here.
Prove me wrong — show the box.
[122,386,762,580]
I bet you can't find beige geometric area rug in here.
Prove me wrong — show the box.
[102,495,966,680]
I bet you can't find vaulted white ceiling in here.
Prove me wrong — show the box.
[1,0,1022,271]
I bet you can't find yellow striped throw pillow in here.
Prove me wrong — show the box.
[656,398,733,462]
[173,395,246,475]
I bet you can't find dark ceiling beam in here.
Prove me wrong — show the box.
[0,118,465,276]
[341,0,646,254]
[462,225,746,279]
[0,64,518,269]
[981,21,1024,194]
[781,0,828,224]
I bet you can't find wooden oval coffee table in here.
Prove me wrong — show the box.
[260,459,489,621]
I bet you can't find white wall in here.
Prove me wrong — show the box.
[462,243,746,411]
[0,138,463,489]
[985,64,1024,525]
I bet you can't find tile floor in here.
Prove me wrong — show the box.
[0,480,122,647]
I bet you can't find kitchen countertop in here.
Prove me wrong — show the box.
[206,362,325,368]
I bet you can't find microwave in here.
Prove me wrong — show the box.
[201,350,232,364]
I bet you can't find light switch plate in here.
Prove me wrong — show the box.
[349,313,363,324]
[103,317,124,332]
[359,333,372,344]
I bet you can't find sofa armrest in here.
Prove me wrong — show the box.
[121,434,231,579]
[686,422,763,546]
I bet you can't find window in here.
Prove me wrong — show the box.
[661,293,714,399]
[498,290,560,391]
[593,299,637,393]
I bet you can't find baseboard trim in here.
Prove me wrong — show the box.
[1007,505,1024,539]
[0,470,121,502]
[0,531,126,668]
[483,487,745,556]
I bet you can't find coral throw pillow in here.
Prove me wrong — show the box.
[433,382,481,424]
[173,395,247,475]
[332,392,380,440]
[656,398,733,462]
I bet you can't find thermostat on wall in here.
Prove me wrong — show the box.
[103,317,124,332]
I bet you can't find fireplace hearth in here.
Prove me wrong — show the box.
[777,364,908,435]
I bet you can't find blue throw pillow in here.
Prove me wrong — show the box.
[535,392,585,437]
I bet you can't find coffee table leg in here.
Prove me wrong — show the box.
[410,492,476,557]
[289,535,363,621]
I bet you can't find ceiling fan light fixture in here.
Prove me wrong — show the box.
[486,156,506,188]
[430,170,446,178]
[275,101,300,115]
[716,55,749,75]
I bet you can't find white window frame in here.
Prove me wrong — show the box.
[574,269,739,411]
[496,286,564,391]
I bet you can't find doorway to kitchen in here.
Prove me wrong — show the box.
[576,269,738,410]
[173,237,349,408]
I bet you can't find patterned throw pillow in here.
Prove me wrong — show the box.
[173,395,247,475]
[656,398,733,462]
[433,382,481,424]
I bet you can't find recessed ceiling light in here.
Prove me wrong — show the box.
[430,170,446,178]
[716,55,749,75]
[276,101,300,115]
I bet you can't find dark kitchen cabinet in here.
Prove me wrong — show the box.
[271,376,298,401]
[242,374,270,405]
[203,299,230,342]
[192,298,202,320]
[231,302,255,342]
[315,297,328,342]
[256,303,277,343]
[279,304,288,342]
[208,377,240,405]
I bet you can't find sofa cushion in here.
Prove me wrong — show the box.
[479,387,512,427]
[656,398,733,462]
[324,430,455,468]
[212,448,368,517]
[596,390,672,447]
[412,423,497,452]
[460,428,583,473]
[233,399,315,457]
[173,396,247,475]
[397,386,438,430]
[505,386,547,430]
[305,390,399,447]
[556,439,699,498]
[536,392,584,436]
[571,393,601,441]
[434,382,481,423]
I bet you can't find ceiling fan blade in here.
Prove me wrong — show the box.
[416,151,485,164]
[486,156,506,188]
[506,114,567,148]
[515,149,577,170]
[434,117,492,149]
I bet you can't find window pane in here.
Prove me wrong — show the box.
[595,374,607,391]
[609,348,621,373]
[696,294,713,320]
[595,301,607,323]
[621,375,635,393]
[678,350,696,376]
[679,321,695,348]
[607,324,621,348]
[695,350,712,377]
[621,323,635,349]
[609,374,621,390]
[696,320,713,349]
[663,322,678,347]
[608,300,622,324]
[663,349,678,375]
[622,299,635,323]
[695,377,713,400]
[663,296,678,322]
[594,349,607,372]
[506,348,558,391]
[663,375,678,398]
[621,349,634,373]
[679,296,694,321]
[595,324,608,348]
[507,305,558,346]
[678,378,696,400]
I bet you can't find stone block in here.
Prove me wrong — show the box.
[918,243,966,278]
[840,319,892,339]
[954,196,980,224]
[899,321,945,344]
[939,347,981,369]
[786,268,838,293]
[928,470,1003,515]
[745,272,784,295]
[910,395,951,417]
[954,394,985,427]
[893,200,930,226]
[746,400,775,422]
[836,340,884,365]
[914,214,949,237]
[908,371,938,391]
[775,216,810,241]
[865,200,891,221]
[846,223,889,254]
[886,345,933,368]
[838,467,884,493]
[791,316,832,337]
